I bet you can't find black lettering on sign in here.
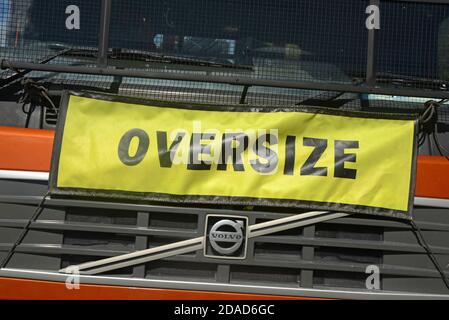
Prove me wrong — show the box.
[118,128,150,166]
[217,133,249,172]
[334,140,359,179]
[188,133,216,170]
[157,131,186,168]
[300,137,328,176]
[283,135,296,176]
[250,133,278,174]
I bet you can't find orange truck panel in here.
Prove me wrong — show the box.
[0,277,316,300]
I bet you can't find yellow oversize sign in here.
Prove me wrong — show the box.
[50,92,417,218]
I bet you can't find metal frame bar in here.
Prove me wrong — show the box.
[362,0,381,109]
[0,49,71,88]
[98,0,112,66]
[366,0,380,86]
[133,212,150,278]
[3,60,449,99]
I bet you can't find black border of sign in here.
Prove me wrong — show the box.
[49,91,418,220]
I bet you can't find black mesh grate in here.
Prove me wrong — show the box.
[377,1,449,90]
[106,0,369,81]
[66,207,138,226]
[314,270,373,289]
[0,0,101,65]
[2,0,449,109]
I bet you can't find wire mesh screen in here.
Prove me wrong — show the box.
[0,0,449,116]
[103,0,370,105]
[108,0,368,82]
[376,0,449,91]
[0,0,100,63]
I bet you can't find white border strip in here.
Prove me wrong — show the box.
[414,197,449,209]
[0,170,49,181]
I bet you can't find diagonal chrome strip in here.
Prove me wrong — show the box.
[81,243,205,275]
[60,236,203,273]
[249,212,348,238]
[248,211,329,232]
[60,211,348,275]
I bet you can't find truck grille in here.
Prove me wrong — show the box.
[0,178,449,296]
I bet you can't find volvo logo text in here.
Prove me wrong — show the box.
[204,215,248,259]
